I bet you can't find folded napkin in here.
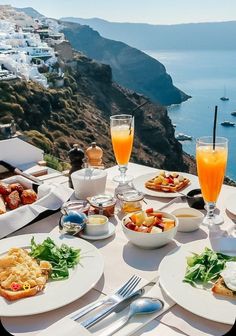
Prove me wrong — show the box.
[35,317,91,336]
[0,181,73,239]
[35,280,175,336]
[158,305,232,336]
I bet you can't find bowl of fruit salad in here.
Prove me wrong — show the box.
[122,208,178,249]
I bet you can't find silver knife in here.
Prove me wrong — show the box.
[80,277,158,329]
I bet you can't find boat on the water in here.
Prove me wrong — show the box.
[220,87,229,101]
[176,133,192,141]
[221,121,235,127]
[220,96,229,101]
[231,111,236,116]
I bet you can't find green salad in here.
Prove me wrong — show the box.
[30,237,81,280]
[183,247,236,287]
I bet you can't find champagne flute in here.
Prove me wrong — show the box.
[110,114,134,184]
[196,136,228,226]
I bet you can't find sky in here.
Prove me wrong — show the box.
[0,0,236,24]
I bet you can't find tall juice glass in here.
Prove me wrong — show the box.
[110,115,134,184]
[196,136,228,226]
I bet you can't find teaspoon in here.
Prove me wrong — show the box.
[99,297,163,336]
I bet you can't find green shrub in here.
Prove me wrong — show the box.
[0,101,24,117]
[24,130,53,153]
[44,154,63,171]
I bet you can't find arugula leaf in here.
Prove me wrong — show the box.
[30,237,81,280]
[183,247,236,286]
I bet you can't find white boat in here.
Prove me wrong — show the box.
[220,87,229,101]
[221,121,235,127]
[176,133,192,141]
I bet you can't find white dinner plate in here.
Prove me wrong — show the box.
[0,233,104,317]
[132,171,199,198]
[226,193,236,216]
[159,238,236,325]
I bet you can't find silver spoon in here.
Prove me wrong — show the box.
[99,297,163,336]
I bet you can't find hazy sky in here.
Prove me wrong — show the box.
[0,0,236,24]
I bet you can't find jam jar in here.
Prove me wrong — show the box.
[118,190,144,213]
[87,194,116,217]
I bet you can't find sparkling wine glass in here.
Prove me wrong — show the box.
[196,136,228,226]
[110,114,134,184]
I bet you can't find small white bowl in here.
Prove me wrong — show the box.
[171,207,204,232]
[85,214,109,236]
[121,211,178,249]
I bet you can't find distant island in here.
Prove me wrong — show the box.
[61,17,236,51]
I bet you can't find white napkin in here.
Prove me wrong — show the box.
[35,317,91,336]
[35,280,175,336]
[158,305,232,336]
[0,182,73,239]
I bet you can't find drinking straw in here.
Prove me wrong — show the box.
[129,99,149,134]
[213,105,218,150]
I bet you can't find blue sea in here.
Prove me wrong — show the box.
[145,50,236,181]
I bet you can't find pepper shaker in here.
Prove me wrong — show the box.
[68,144,85,188]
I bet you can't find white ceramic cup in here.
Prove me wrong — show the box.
[71,168,107,199]
[171,207,204,232]
[85,214,109,236]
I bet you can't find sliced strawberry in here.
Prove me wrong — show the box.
[126,222,136,231]
[145,208,154,214]
[167,177,174,184]
[148,212,163,219]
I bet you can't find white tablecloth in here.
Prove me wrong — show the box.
[1,163,235,336]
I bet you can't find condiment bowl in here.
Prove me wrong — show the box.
[121,211,178,249]
[171,207,204,232]
[84,214,109,236]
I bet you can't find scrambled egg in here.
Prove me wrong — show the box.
[0,248,51,290]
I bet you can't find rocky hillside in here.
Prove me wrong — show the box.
[0,50,193,172]
[61,22,190,106]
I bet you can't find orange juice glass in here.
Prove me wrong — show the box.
[196,137,228,226]
[110,115,134,184]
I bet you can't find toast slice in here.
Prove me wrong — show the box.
[0,284,44,301]
[212,277,235,298]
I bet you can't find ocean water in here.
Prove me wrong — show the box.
[145,50,236,181]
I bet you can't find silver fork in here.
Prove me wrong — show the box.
[71,275,141,322]
[79,275,142,329]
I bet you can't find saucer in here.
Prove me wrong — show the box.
[79,222,116,240]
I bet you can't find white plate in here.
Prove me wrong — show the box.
[79,222,116,240]
[159,238,236,325]
[226,193,236,216]
[0,233,104,317]
[132,171,199,198]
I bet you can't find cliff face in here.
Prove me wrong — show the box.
[0,52,192,172]
[62,18,236,51]
[61,22,190,106]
